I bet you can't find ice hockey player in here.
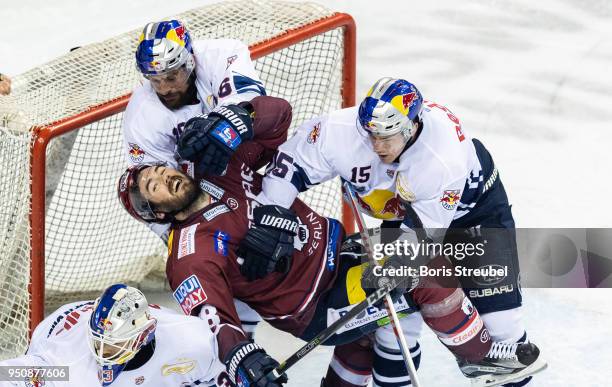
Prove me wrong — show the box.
[121,18,272,339]
[123,19,266,176]
[117,108,542,387]
[0,284,230,386]
[238,77,544,386]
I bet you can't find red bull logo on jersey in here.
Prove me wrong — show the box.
[381,197,406,219]
[356,195,373,213]
[307,123,321,144]
[173,275,208,315]
[128,143,145,163]
[440,190,461,210]
[25,375,45,387]
[359,189,405,220]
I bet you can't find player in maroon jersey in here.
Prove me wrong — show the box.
[116,113,542,387]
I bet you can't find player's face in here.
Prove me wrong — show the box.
[95,340,129,359]
[147,66,192,109]
[369,132,408,164]
[137,165,199,217]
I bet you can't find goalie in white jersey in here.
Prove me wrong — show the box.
[0,284,229,387]
[248,78,543,386]
[122,19,264,334]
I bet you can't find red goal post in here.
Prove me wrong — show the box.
[2,2,356,356]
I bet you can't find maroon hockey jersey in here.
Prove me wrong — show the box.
[166,98,344,359]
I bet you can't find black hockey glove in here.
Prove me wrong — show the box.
[175,103,254,175]
[361,255,418,305]
[237,205,298,281]
[339,233,368,261]
[225,342,288,387]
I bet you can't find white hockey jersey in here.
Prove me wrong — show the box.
[122,38,265,240]
[122,38,265,169]
[0,301,228,387]
[258,101,486,229]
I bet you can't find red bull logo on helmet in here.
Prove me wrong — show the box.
[440,190,461,210]
[175,25,185,41]
[402,92,417,110]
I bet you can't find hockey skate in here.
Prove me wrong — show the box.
[459,341,547,387]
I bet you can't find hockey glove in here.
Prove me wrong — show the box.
[176,102,254,175]
[339,233,368,261]
[225,341,288,387]
[361,255,418,304]
[237,205,298,281]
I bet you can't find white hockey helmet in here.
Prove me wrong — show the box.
[88,284,157,368]
[135,20,195,77]
[357,77,423,140]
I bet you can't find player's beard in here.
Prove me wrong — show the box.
[157,73,198,110]
[154,173,200,220]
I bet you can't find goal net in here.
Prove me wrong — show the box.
[0,0,355,359]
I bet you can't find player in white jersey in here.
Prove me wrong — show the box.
[0,284,229,387]
[123,19,265,174]
[122,19,265,336]
[244,78,543,386]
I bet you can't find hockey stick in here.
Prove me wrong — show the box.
[343,181,423,387]
[268,275,402,380]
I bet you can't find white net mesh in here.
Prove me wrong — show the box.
[0,0,351,359]
[0,126,32,358]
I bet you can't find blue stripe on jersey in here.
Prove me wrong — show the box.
[454,138,497,221]
[232,72,266,95]
[291,163,319,192]
[326,218,342,271]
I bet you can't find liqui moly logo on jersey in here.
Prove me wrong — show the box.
[173,275,208,315]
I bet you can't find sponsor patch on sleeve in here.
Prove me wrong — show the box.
[440,189,461,210]
[177,223,199,259]
[203,204,230,221]
[199,180,225,199]
[128,143,146,163]
[214,230,230,256]
[307,122,321,144]
[173,275,208,315]
[210,121,242,150]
